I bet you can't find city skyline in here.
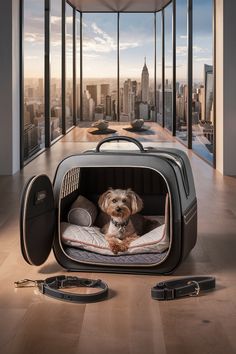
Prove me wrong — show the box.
[23,58,214,163]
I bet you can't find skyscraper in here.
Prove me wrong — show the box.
[105,95,112,118]
[141,57,149,103]
[123,79,135,119]
[86,85,97,107]
[204,64,213,122]
[101,84,110,105]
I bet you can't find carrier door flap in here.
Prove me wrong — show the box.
[20,174,55,266]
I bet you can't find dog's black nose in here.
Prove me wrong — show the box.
[116,207,121,212]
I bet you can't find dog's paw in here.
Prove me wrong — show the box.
[118,243,129,252]
[108,239,127,254]
[110,242,121,255]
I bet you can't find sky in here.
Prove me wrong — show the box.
[24,0,213,82]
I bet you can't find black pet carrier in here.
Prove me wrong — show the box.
[20,136,197,275]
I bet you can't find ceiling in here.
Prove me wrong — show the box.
[68,0,171,12]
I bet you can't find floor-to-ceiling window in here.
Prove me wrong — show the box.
[82,13,117,122]
[164,3,173,131]
[50,0,62,141]
[119,13,155,122]
[23,0,45,161]
[156,11,163,125]
[175,0,188,143]
[192,0,214,164]
[65,2,74,130]
[21,1,215,166]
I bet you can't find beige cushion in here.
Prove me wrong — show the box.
[61,221,169,255]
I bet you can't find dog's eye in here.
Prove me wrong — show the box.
[112,199,117,203]
[122,199,127,203]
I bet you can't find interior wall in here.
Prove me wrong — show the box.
[0,0,20,175]
[215,0,236,176]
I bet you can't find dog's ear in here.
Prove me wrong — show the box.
[98,189,113,212]
[127,189,143,215]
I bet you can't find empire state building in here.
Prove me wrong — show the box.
[141,57,149,103]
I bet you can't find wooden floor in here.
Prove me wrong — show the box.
[0,127,236,354]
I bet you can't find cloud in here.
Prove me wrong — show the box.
[193,45,207,53]
[194,56,212,62]
[24,32,44,43]
[83,22,140,55]
[94,36,106,45]
[91,23,104,35]
[66,16,73,24]
[180,35,187,39]
[51,16,61,25]
[176,46,187,55]
[51,40,61,47]
[25,56,38,60]
[83,53,101,58]
[119,42,139,50]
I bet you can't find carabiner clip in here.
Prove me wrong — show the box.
[14,279,39,288]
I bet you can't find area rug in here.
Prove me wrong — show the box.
[89,128,117,135]
[61,123,174,143]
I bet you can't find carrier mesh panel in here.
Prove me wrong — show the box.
[60,168,80,198]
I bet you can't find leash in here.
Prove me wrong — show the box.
[15,275,215,302]
[15,275,109,303]
[151,276,215,300]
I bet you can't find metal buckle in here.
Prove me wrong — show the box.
[14,279,39,288]
[187,280,200,297]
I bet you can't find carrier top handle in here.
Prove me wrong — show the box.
[95,136,145,152]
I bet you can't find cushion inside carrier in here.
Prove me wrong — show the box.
[61,216,169,256]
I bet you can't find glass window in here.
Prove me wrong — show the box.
[192,0,214,164]
[82,13,117,122]
[156,11,163,125]
[65,3,73,130]
[50,0,62,141]
[23,0,45,161]
[76,11,80,124]
[119,13,155,122]
[176,0,188,143]
[164,3,173,131]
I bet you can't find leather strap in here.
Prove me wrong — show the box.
[151,276,215,300]
[37,275,108,303]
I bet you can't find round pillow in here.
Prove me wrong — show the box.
[67,195,97,227]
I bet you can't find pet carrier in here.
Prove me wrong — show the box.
[20,136,197,274]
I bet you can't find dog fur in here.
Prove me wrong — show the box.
[98,188,144,254]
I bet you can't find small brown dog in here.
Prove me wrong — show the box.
[98,188,143,254]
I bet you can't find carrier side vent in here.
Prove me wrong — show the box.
[60,168,80,198]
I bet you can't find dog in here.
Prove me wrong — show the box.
[98,188,143,254]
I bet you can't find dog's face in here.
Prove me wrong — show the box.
[98,188,143,219]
